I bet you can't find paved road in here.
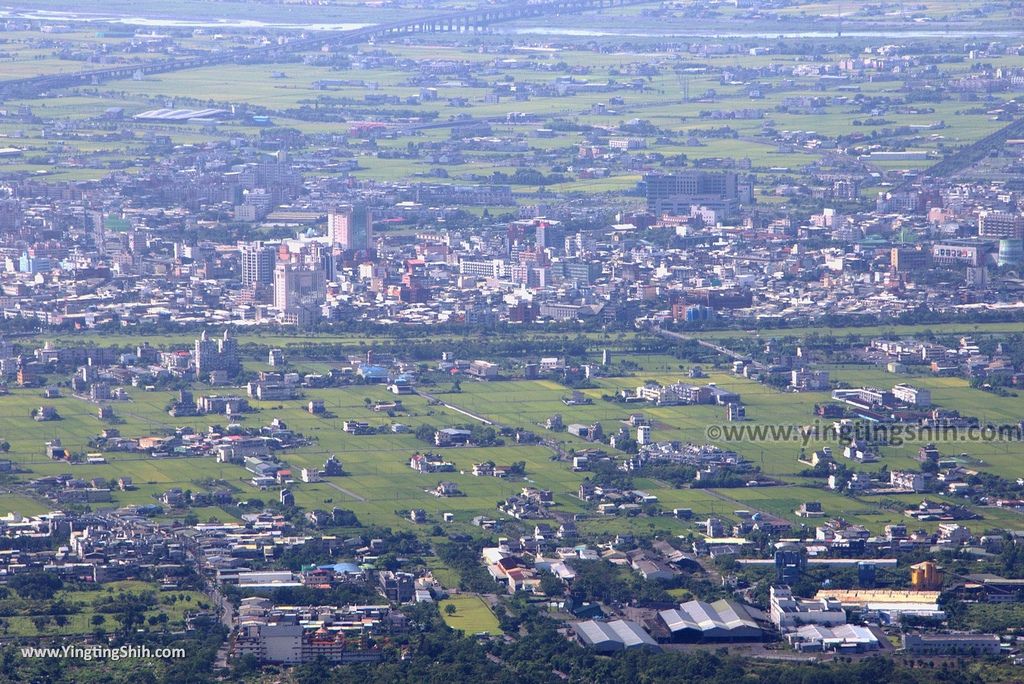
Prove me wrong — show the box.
[322,479,367,502]
[204,581,235,668]
[653,326,766,371]
[416,389,495,425]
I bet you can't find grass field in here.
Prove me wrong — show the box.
[437,594,503,635]
[1,580,206,637]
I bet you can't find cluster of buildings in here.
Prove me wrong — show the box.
[629,381,740,407]
[867,336,1024,383]
[5,15,1024,676]
[1,122,1024,336]
[566,526,1011,657]
[481,530,686,597]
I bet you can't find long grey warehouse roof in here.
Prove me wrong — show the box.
[134,108,228,121]
[572,619,659,651]
[659,599,763,634]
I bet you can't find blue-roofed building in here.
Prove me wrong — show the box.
[357,365,389,383]
[318,562,363,576]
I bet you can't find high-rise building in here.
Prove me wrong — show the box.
[327,205,373,250]
[0,199,22,233]
[240,241,276,285]
[280,489,295,506]
[90,211,106,256]
[775,546,807,584]
[891,246,929,273]
[998,239,1023,267]
[535,220,563,251]
[858,562,877,588]
[274,262,326,326]
[978,211,1024,239]
[643,171,749,218]
[194,329,240,377]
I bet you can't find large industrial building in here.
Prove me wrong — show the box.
[770,586,846,630]
[903,633,1001,655]
[571,619,660,652]
[658,598,767,642]
[786,623,881,653]
[812,589,943,621]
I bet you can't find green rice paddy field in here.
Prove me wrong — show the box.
[1,348,1023,537]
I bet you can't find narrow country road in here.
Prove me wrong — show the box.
[322,479,367,502]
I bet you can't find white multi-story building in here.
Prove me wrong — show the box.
[790,369,830,391]
[892,383,931,407]
[240,241,276,286]
[769,586,846,631]
[636,424,652,446]
[890,470,931,493]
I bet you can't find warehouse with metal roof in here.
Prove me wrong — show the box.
[786,624,881,653]
[571,619,659,652]
[658,599,767,642]
[133,108,228,122]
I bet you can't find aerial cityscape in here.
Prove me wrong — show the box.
[1,0,1024,681]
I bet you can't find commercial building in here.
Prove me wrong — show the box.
[997,239,1023,267]
[978,210,1024,239]
[891,246,929,272]
[240,241,276,286]
[274,262,326,326]
[930,241,986,267]
[643,171,749,219]
[328,204,373,250]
